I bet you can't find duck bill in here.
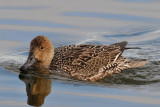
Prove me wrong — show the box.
[20,52,36,71]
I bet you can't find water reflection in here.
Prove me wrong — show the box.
[19,73,51,106]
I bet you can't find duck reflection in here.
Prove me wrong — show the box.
[19,73,52,106]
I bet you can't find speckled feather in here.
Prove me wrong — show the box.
[50,41,146,82]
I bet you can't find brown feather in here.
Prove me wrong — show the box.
[50,41,146,81]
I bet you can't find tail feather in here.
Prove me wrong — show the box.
[125,47,141,50]
[111,41,128,52]
[128,59,147,68]
[113,57,147,73]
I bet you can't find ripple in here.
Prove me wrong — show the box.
[64,12,160,23]
[0,6,50,10]
[0,19,75,28]
[117,0,159,2]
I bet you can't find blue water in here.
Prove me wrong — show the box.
[65,12,160,23]
[117,0,159,2]
[0,0,160,107]
[1,67,160,107]
[0,19,75,28]
[0,6,49,10]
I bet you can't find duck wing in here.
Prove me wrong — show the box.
[52,41,128,81]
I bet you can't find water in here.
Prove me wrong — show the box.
[0,0,160,106]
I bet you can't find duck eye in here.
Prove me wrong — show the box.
[41,46,44,50]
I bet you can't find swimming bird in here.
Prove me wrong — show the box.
[20,36,147,82]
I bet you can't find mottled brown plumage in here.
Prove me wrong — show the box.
[51,43,146,82]
[20,36,147,82]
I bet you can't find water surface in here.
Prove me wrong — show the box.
[0,0,160,107]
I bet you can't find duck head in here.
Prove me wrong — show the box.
[20,36,54,71]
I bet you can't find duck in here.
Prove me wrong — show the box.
[20,36,147,82]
